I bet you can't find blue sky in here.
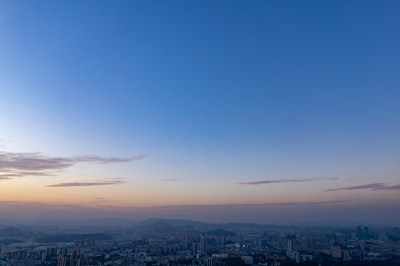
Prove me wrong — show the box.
[0,1,399,224]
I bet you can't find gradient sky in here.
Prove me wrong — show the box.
[0,1,399,225]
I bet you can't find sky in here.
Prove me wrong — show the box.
[0,1,399,225]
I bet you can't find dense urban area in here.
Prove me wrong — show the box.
[0,219,399,266]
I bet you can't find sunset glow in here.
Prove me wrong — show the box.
[0,0,399,226]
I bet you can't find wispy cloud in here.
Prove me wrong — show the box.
[325,183,400,192]
[43,180,125,188]
[0,151,146,180]
[0,171,54,179]
[92,197,108,203]
[236,176,338,185]
[88,197,110,205]
[94,197,106,200]
[159,178,180,182]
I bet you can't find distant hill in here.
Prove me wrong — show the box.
[134,220,179,233]
[0,227,23,238]
[137,218,243,231]
[138,218,207,228]
[0,238,24,244]
[35,233,111,243]
[134,218,294,232]
[0,218,297,232]
[32,218,139,227]
[204,228,236,237]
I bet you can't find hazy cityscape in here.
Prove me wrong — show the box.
[1,219,400,265]
[1,0,399,265]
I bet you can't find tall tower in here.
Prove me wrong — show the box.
[286,240,294,257]
[287,240,293,253]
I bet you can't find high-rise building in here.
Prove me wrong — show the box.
[363,226,370,239]
[192,243,197,255]
[70,248,82,266]
[57,248,67,266]
[286,240,294,257]
[356,226,363,239]
[288,240,293,253]
[200,237,208,254]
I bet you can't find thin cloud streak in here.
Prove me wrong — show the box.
[43,180,125,187]
[88,197,110,205]
[236,176,339,185]
[0,171,54,178]
[325,183,400,192]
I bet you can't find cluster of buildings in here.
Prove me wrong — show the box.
[0,223,399,265]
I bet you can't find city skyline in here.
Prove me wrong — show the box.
[0,1,399,225]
